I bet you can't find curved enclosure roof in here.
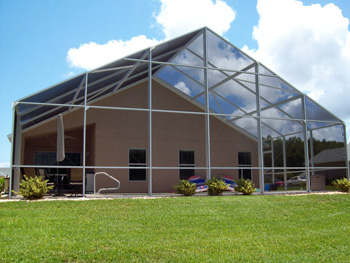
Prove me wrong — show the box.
[15,27,344,140]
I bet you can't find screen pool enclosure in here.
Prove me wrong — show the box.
[9,27,349,197]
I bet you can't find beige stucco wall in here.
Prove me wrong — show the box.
[20,80,259,193]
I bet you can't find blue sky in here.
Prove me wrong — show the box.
[1,0,350,166]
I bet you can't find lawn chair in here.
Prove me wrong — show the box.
[36,168,53,182]
[69,169,83,197]
[188,175,208,193]
[222,176,237,191]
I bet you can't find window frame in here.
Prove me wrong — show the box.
[128,148,147,182]
[178,149,195,180]
[34,151,82,174]
[238,152,252,181]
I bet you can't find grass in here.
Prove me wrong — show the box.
[1,194,350,262]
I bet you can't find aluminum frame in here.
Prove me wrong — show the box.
[9,27,349,198]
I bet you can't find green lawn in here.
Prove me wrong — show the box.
[1,194,350,262]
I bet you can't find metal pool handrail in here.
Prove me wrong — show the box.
[94,172,121,194]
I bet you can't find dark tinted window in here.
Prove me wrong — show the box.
[179,150,195,165]
[238,152,251,165]
[238,152,252,180]
[179,150,195,180]
[129,149,146,181]
[129,149,146,164]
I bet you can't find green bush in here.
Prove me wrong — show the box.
[174,180,196,196]
[206,177,228,196]
[332,178,350,193]
[234,178,256,195]
[13,175,54,200]
[0,177,4,192]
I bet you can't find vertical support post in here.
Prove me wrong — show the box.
[148,48,153,196]
[9,105,16,199]
[255,62,264,193]
[302,95,311,192]
[283,136,287,190]
[309,130,315,176]
[343,124,349,179]
[11,104,23,197]
[203,28,211,180]
[271,138,275,184]
[82,73,88,197]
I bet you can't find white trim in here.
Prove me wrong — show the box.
[11,164,349,170]
[148,48,153,195]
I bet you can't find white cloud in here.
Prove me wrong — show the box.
[234,118,258,137]
[155,0,236,39]
[67,35,160,70]
[243,0,350,142]
[66,0,236,71]
[312,124,344,142]
[174,81,191,95]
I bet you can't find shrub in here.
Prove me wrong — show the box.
[0,177,4,192]
[206,177,228,196]
[13,175,54,200]
[332,178,350,193]
[234,179,256,195]
[174,180,196,196]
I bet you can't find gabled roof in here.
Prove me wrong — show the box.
[313,146,350,164]
[15,27,343,139]
[0,167,10,177]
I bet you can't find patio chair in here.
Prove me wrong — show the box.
[68,169,83,197]
[36,168,54,182]
[188,175,208,193]
[36,168,55,193]
[222,176,237,191]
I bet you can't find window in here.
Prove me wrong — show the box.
[34,152,56,166]
[179,150,195,180]
[34,152,81,166]
[34,152,81,174]
[238,152,252,180]
[129,149,147,181]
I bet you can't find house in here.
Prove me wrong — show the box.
[312,144,350,181]
[9,27,349,196]
[0,168,10,178]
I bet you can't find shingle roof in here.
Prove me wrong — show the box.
[313,146,350,164]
